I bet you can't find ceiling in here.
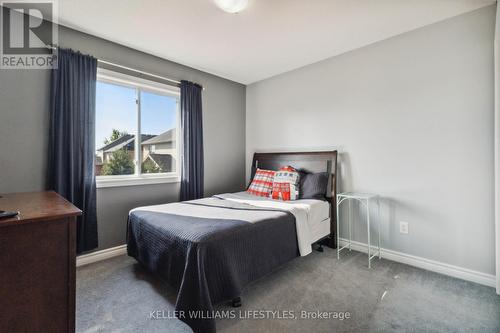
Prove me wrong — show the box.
[52,0,494,84]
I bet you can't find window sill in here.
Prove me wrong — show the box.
[96,175,180,188]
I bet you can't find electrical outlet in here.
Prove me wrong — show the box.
[400,221,409,234]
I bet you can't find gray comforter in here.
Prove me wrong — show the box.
[127,196,299,333]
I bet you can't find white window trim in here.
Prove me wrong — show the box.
[95,68,181,188]
[96,174,180,188]
[97,68,180,98]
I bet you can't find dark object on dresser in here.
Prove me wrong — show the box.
[0,191,81,333]
[0,210,19,219]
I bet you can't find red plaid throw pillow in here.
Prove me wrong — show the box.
[271,166,300,201]
[247,169,276,197]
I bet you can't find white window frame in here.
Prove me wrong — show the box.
[95,68,181,188]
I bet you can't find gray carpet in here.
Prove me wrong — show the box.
[76,248,500,333]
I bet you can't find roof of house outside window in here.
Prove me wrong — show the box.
[141,128,176,146]
[147,153,173,171]
[97,134,156,152]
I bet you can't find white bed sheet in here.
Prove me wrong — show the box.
[220,191,330,224]
[309,218,331,243]
[218,192,331,254]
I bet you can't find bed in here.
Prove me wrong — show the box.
[127,151,338,333]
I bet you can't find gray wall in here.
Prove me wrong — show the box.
[495,4,500,293]
[0,23,246,251]
[246,6,496,275]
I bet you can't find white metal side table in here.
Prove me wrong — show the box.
[336,192,381,268]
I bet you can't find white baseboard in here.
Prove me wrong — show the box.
[76,244,127,267]
[338,238,496,288]
[75,240,496,288]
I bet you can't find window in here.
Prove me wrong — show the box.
[95,68,180,187]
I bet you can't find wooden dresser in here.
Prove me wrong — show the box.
[0,191,81,333]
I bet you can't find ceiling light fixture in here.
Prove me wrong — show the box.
[213,0,248,13]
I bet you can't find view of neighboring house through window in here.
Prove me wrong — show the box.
[140,90,178,174]
[95,69,179,180]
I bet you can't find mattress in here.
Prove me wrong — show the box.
[309,218,331,243]
[219,191,331,244]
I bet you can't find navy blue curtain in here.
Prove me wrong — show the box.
[48,48,98,253]
[180,81,204,201]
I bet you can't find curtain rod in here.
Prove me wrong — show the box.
[47,45,204,90]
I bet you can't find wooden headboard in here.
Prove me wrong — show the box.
[250,151,338,248]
